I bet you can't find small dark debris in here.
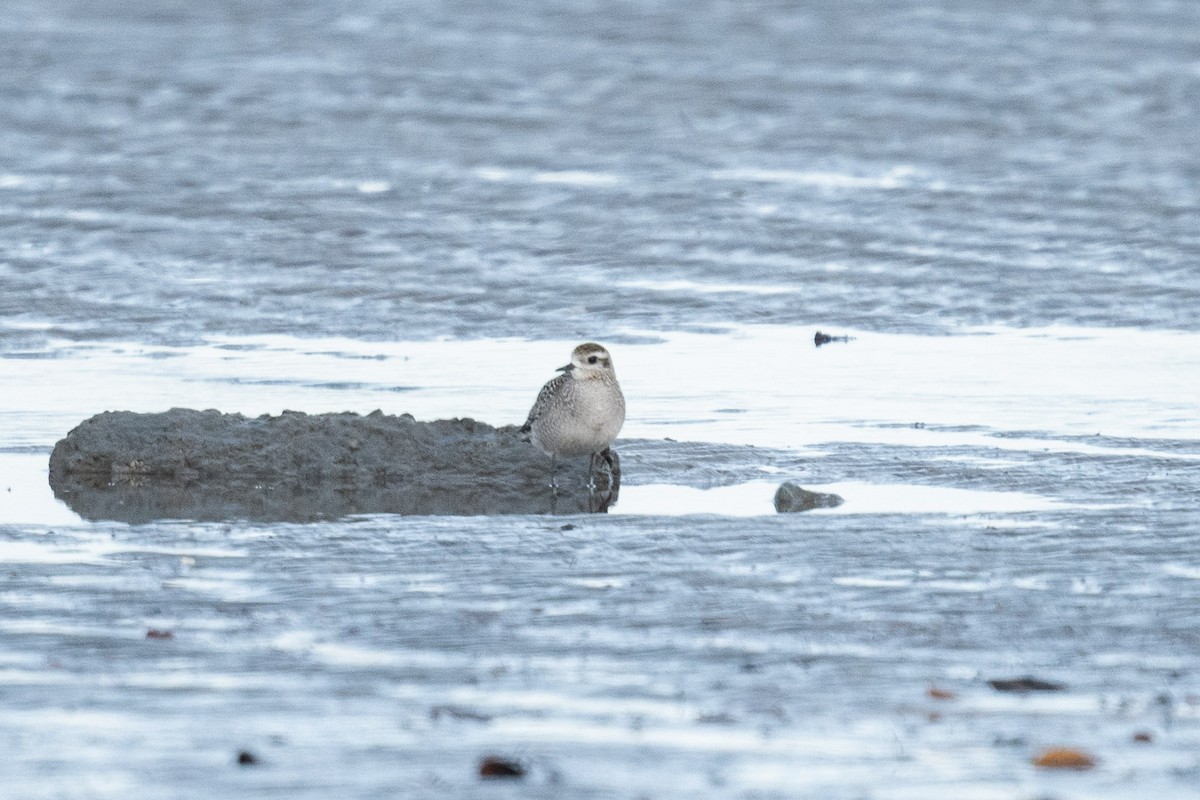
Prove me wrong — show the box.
[992,735,1027,747]
[560,524,576,531]
[236,750,259,766]
[696,712,736,725]
[988,677,1066,693]
[1032,746,1096,770]
[479,756,525,779]
[814,331,854,347]
[1133,731,1154,743]
[145,629,174,640]
[430,705,493,723]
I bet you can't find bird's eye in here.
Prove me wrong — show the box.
[588,355,598,364]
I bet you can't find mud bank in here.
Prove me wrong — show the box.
[48,409,617,522]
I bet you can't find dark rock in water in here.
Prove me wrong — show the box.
[987,676,1067,693]
[478,756,525,779]
[773,482,844,513]
[48,409,618,523]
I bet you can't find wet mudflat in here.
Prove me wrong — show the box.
[2,503,1198,798]
[3,330,1199,798]
[4,0,1200,796]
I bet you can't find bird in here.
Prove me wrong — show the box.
[520,342,625,488]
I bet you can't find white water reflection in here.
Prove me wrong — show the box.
[0,454,81,526]
[3,324,1198,449]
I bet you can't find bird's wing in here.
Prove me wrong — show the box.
[520,374,567,433]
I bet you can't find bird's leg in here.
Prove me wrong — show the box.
[602,446,620,495]
[604,443,624,494]
[587,447,620,495]
[549,454,559,494]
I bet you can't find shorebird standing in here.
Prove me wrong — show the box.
[520,342,625,489]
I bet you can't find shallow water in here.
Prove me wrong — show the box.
[3,0,1200,347]
[4,0,1200,797]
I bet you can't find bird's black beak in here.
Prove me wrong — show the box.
[556,363,574,373]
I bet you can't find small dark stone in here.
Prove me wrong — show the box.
[479,756,525,779]
[774,482,844,513]
[236,750,259,766]
[987,677,1067,693]
[145,629,174,640]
